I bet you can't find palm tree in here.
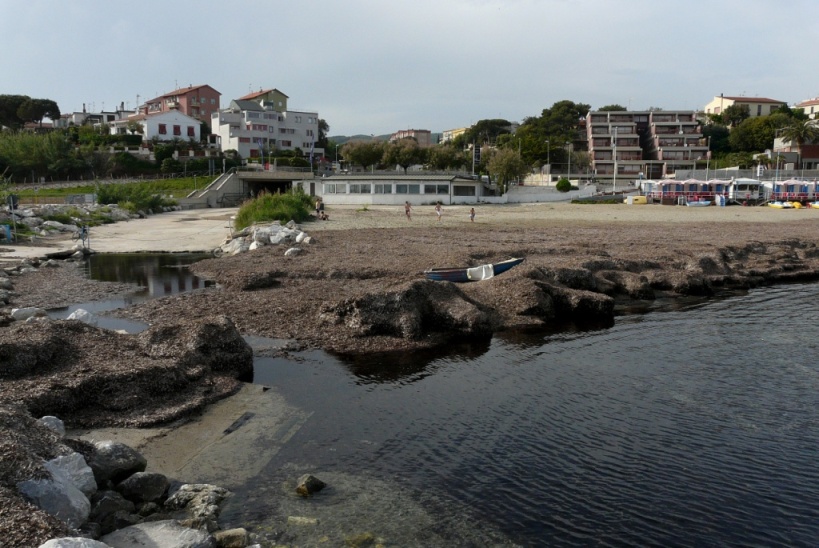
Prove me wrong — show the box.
[778,120,819,168]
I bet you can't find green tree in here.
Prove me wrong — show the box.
[702,124,730,154]
[317,119,330,149]
[517,99,590,169]
[341,140,384,171]
[382,138,427,173]
[778,119,819,168]
[126,120,143,135]
[427,143,467,171]
[0,95,31,128]
[16,98,60,128]
[598,104,627,111]
[723,104,750,127]
[486,147,527,195]
[455,119,513,149]
[729,116,777,152]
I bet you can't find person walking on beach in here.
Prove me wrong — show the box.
[469,207,475,222]
[315,199,322,217]
[405,201,412,220]
[435,202,443,222]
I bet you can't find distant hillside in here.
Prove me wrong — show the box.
[330,133,443,145]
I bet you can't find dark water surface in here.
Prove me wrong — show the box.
[226,283,819,546]
[47,253,212,331]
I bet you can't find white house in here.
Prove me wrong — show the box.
[109,110,202,142]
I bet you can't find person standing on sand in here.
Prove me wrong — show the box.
[469,207,475,222]
[315,199,322,217]
[405,201,412,220]
[435,202,443,222]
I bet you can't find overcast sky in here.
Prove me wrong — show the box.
[2,0,817,137]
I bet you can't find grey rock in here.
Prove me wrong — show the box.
[47,452,97,497]
[39,415,66,437]
[18,466,91,529]
[38,537,110,548]
[116,471,169,503]
[88,441,147,485]
[296,474,326,496]
[100,520,215,548]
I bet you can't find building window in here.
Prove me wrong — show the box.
[757,105,762,116]
[349,184,372,194]
[425,184,449,194]
[239,137,251,143]
[453,185,476,196]
[187,126,195,137]
[173,125,181,136]
[396,184,421,194]
[306,129,314,136]
[158,124,167,134]
[374,184,391,194]
[248,112,260,119]
[211,99,216,105]
[294,115,302,123]
[281,140,292,147]
[252,124,267,131]
[324,183,345,194]
[269,127,276,133]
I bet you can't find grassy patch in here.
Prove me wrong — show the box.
[234,190,314,230]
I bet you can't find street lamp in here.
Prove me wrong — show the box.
[705,136,711,181]
[566,142,572,181]
[612,127,617,193]
[545,139,550,181]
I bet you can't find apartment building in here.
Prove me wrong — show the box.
[389,129,432,147]
[586,110,708,180]
[212,88,322,160]
[441,127,468,144]
[141,85,221,128]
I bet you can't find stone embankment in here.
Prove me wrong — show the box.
[2,404,254,547]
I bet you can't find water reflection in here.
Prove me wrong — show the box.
[48,253,213,332]
[84,252,214,298]
[333,339,493,384]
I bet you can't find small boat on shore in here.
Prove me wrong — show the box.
[686,200,712,207]
[768,201,794,209]
[425,257,524,282]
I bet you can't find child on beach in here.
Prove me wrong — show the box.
[469,207,475,222]
[405,201,412,220]
[435,202,442,222]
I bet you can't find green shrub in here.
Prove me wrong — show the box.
[555,178,572,192]
[234,190,314,229]
[95,182,176,212]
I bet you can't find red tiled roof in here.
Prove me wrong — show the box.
[238,88,289,100]
[722,96,786,104]
[797,98,819,107]
[146,84,221,103]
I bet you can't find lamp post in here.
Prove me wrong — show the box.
[705,136,711,181]
[773,128,784,199]
[612,127,617,194]
[545,139,550,183]
[566,143,572,182]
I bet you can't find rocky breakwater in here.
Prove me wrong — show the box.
[0,314,257,545]
[0,203,134,240]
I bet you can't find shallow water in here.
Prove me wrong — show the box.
[220,283,819,546]
[47,253,212,331]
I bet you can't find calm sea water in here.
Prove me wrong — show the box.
[223,283,819,546]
